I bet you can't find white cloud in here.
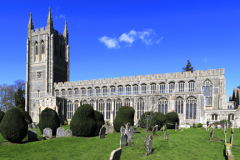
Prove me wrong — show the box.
[119,30,137,46]
[99,29,162,48]
[202,57,208,63]
[59,14,66,19]
[99,36,120,49]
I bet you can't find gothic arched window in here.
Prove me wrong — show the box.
[103,86,107,96]
[141,84,146,94]
[116,99,122,113]
[169,82,175,93]
[212,114,218,121]
[202,79,212,105]
[137,98,144,119]
[186,96,197,119]
[133,84,138,94]
[90,100,94,108]
[124,98,130,107]
[67,101,73,119]
[228,114,234,121]
[151,83,156,94]
[98,100,105,118]
[118,85,123,95]
[158,98,168,115]
[106,100,111,120]
[74,101,79,113]
[175,97,183,114]
[159,83,165,93]
[111,86,115,95]
[179,81,185,92]
[188,81,195,92]
[126,85,131,95]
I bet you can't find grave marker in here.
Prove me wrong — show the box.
[129,126,134,138]
[99,126,106,139]
[164,131,168,140]
[146,136,152,155]
[109,148,122,160]
[56,127,65,138]
[43,128,52,139]
[28,129,37,141]
[120,132,127,148]
[65,129,72,137]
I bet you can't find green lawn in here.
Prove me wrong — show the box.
[0,126,239,160]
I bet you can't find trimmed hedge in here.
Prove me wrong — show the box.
[139,112,166,130]
[70,104,97,137]
[113,106,135,132]
[0,107,28,143]
[165,112,179,129]
[0,110,4,123]
[94,110,105,134]
[38,107,60,136]
[17,108,32,124]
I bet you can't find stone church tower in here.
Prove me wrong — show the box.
[25,7,69,118]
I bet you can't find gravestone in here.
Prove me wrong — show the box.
[152,127,156,136]
[155,125,158,131]
[164,131,168,140]
[28,129,37,141]
[217,125,221,130]
[109,148,122,160]
[146,137,152,155]
[125,128,132,145]
[129,126,134,138]
[125,123,129,135]
[109,126,114,134]
[32,122,37,128]
[99,126,106,139]
[175,122,177,131]
[43,128,52,139]
[105,125,109,134]
[56,127,65,138]
[27,121,32,129]
[65,129,72,137]
[162,125,165,131]
[120,132,127,148]
[230,134,233,145]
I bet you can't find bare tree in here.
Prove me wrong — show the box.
[0,79,25,112]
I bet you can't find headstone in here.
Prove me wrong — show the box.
[56,127,65,138]
[99,126,106,139]
[164,131,168,140]
[230,134,233,145]
[120,132,127,148]
[43,128,52,139]
[28,129,37,141]
[125,123,129,135]
[65,129,72,137]
[32,122,37,128]
[146,137,152,155]
[175,122,177,131]
[109,126,114,134]
[129,126,134,138]
[125,128,132,145]
[105,125,109,134]
[155,125,158,131]
[109,148,122,160]
[217,125,221,130]
[152,127,156,136]
[162,125,165,131]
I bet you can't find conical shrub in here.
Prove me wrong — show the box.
[165,112,179,129]
[0,107,28,143]
[70,104,97,137]
[17,108,32,124]
[38,107,60,136]
[113,106,135,132]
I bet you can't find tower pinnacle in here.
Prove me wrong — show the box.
[47,7,53,27]
[28,12,34,30]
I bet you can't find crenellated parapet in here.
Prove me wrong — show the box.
[54,68,225,88]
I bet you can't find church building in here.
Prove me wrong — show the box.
[25,8,240,127]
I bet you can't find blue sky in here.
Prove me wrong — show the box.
[0,0,239,100]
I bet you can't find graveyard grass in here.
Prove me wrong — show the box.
[0,126,240,160]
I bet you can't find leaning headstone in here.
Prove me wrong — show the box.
[109,148,122,160]
[129,126,134,138]
[175,122,178,131]
[28,129,37,141]
[31,122,37,128]
[56,127,65,138]
[120,132,127,148]
[43,128,52,139]
[65,129,72,137]
[146,136,152,155]
[164,131,168,140]
[99,126,106,139]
